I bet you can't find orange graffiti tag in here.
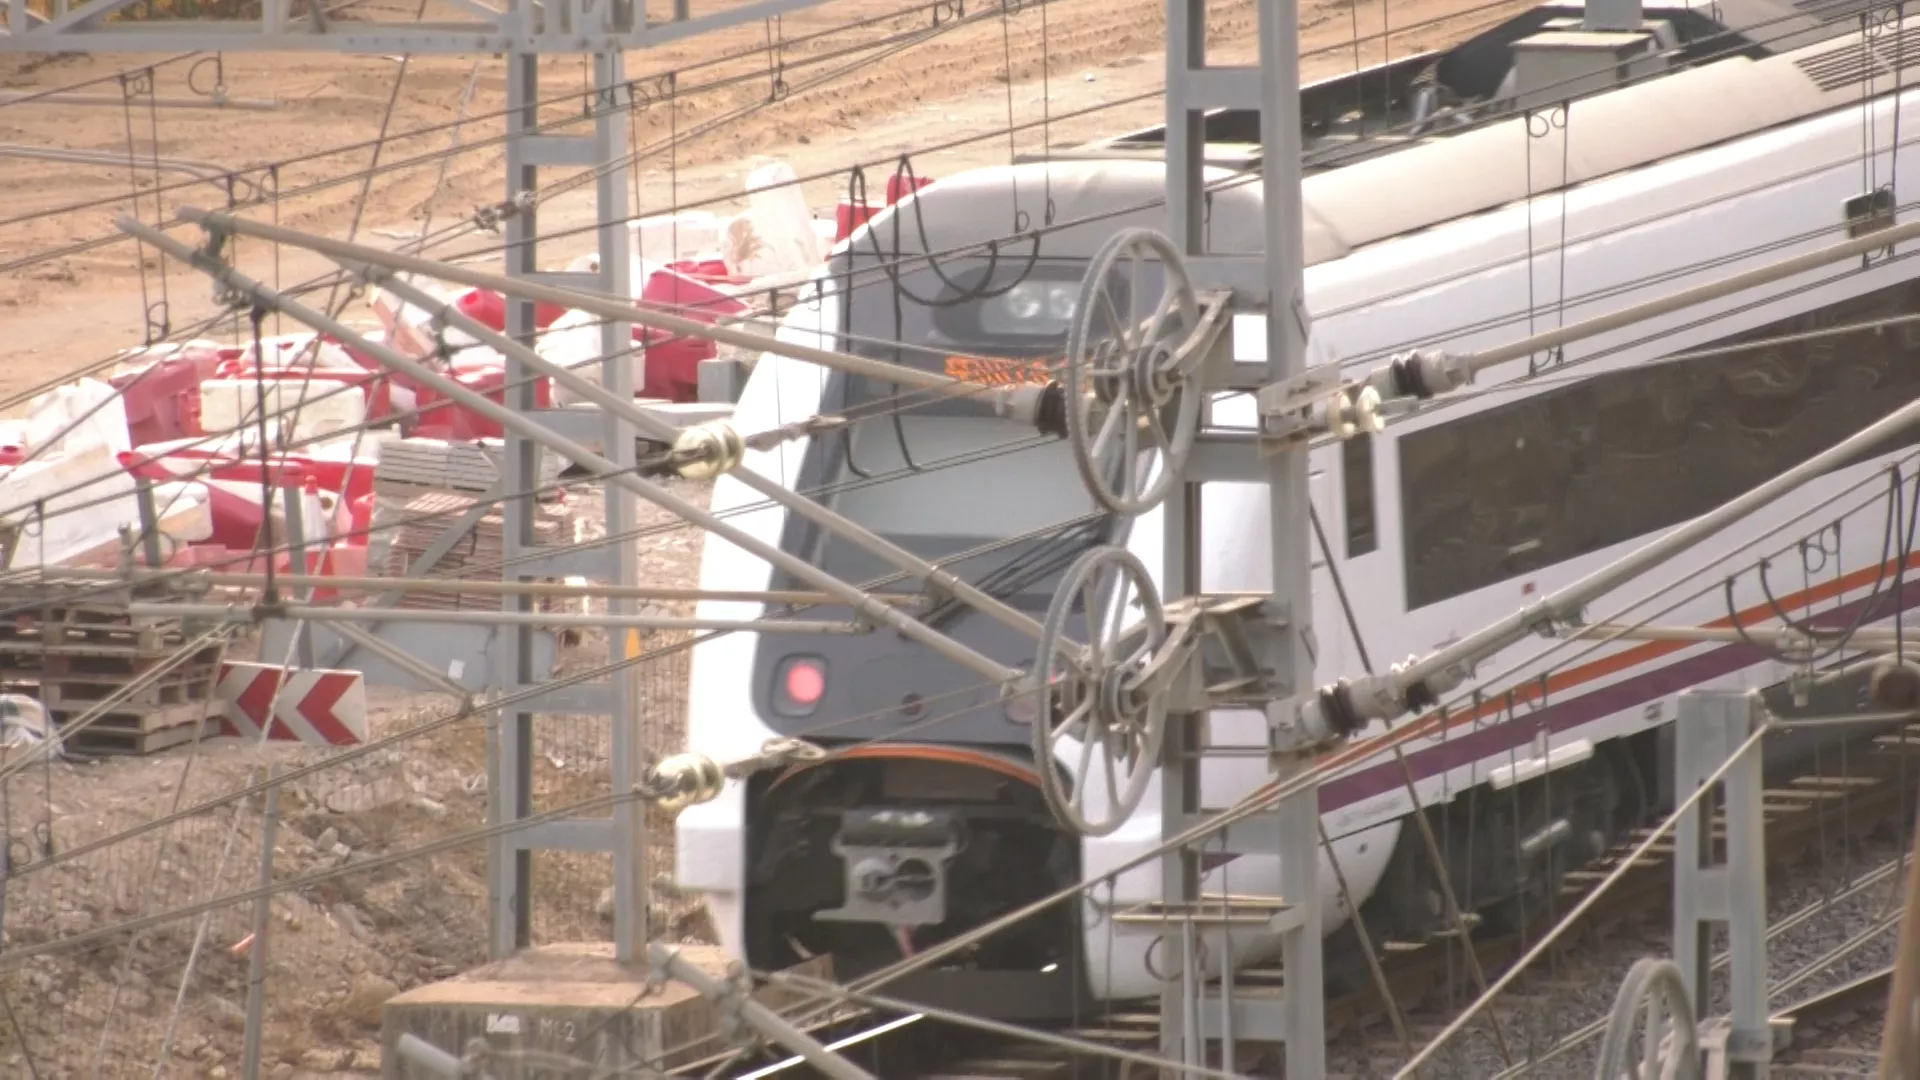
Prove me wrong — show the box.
[944,355,1054,387]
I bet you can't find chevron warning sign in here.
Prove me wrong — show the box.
[215,662,368,746]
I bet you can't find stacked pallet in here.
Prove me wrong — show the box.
[379,493,574,613]
[0,590,226,756]
[369,436,576,614]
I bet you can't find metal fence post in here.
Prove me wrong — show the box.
[241,765,282,1079]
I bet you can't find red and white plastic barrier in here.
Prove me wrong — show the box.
[833,172,937,244]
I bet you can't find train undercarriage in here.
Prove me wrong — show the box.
[740,667,1899,1017]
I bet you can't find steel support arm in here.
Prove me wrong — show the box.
[58,567,920,606]
[1465,219,1920,376]
[1349,219,1920,408]
[118,215,1022,685]
[173,206,1055,421]
[1297,388,1920,738]
[359,266,1054,646]
[125,602,863,634]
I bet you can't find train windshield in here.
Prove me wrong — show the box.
[810,251,1150,605]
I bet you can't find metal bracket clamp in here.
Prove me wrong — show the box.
[727,737,829,778]
[716,961,759,1053]
[1358,347,1474,405]
[1253,365,1383,450]
[1028,577,1313,834]
[1287,651,1475,745]
[1255,347,1472,449]
[1149,592,1291,714]
[192,223,241,308]
[643,738,826,817]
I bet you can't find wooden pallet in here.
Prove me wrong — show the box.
[61,716,210,756]
[0,598,233,756]
[54,698,218,734]
[25,665,220,713]
[0,603,205,659]
[51,696,224,757]
[0,641,226,680]
[382,492,574,613]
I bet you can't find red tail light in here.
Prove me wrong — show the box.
[774,656,827,716]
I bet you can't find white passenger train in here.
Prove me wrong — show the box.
[677,2,1920,1014]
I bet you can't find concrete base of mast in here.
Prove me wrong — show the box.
[379,943,836,1077]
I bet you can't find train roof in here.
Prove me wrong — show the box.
[868,11,1916,276]
[1069,0,1868,169]
[846,159,1268,260]
[1294,21,1905,265]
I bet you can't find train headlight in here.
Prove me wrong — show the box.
[1004,282,1047,321]
[774,656,828,717]
[985,282,1081,335]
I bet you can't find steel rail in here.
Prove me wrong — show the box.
[1491,855,1911,1079]
[764,970,1250,1080]
[651,946,878,1080]
[1392,720,1774,1078]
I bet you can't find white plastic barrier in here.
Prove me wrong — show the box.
[538,307,613,406]
[630,211,724,266]
[0,441,139,570]
[734,158,826,279]
[26,377,132,460]
[199,377,369,447]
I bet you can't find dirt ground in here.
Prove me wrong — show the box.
[0,0,1534,398]
[0,0,1536,1072]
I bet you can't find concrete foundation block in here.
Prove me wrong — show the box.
[380,942,834,1077]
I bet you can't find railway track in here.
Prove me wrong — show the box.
[1771,966,1893,1077]
[712,715,1920,1079]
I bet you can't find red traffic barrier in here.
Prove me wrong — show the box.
[455,288,568,333]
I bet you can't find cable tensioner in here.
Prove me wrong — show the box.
[1061,228,1230,518]
[1027,544,1177,837]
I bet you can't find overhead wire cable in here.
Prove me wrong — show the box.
[664,443,1920,1054]
[0,501,1111,891]
[15,228,1920,615]
[482,0,1854,267]
[11,297,1920,1068]
[0,0,1012,231]
[17,177,1920,598]
[744,445,1920,1029]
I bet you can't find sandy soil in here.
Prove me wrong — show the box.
[0,0,1531,399]
[0,0,1537,1072]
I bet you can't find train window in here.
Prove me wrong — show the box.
[1399,275,1920,611]
[1344,434,1378,558]
[833,253,1151,418]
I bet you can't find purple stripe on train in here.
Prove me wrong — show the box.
[1319,582,1920,813]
